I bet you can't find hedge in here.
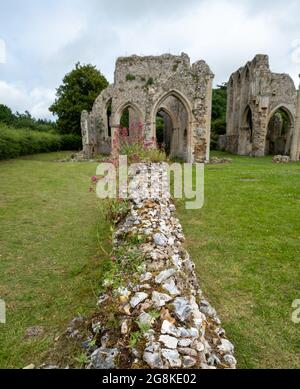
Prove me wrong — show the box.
[0,125,82,160]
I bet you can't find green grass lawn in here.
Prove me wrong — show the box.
[0,152,111,368]
[177,151,300,368]
[0,151,299,368]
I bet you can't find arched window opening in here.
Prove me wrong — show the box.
[120,107,130,136]
[156,110,173,156]
[106,100,112,138]
[246,106,253,142]
[238,105,253,155]
[266,107,293,155]
[154,94,188,160]
[118,105,142,140]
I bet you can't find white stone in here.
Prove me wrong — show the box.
[182,356,197,368]
[140,272,152,282]
[155,269,176,284]
[139,312,154,327]
[144,329,155,342]
[217,339,234,354]
[152,291,173,307]
[224,354,237,367]
[178,338,193,347]
[208,354,221,366]
[192,340,205,352]
[161,320,180,337]
[161,349,182,368]
[168,237,175,245]
[153,233,167,246]
[173,297,192,321]
[143,352,163,369]
[159,335,178,349]
[130,292,148,308]
[169,204,176,212]
[171,254,182,269]
[145,342,161,353]
[178,347,198,357]
[23,364,35,369]
[178,327,199,338]
[121,320,129,334]
[162,277,180,296]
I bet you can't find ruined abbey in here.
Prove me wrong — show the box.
[81,53,300,162]
[81,53,214,162]
[221,54,300,160]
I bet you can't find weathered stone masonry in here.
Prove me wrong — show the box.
[81,53,214,163]
[222,54,300,160]
[87,165,236,369]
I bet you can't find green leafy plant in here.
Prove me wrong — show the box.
[129,331,141,348]
[74,352,89,367]
[146,77,154,87]
[126,74,136,81]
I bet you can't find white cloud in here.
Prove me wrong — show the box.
[1,0,300,118]
[0,81,55,119]
[98,0,297,85]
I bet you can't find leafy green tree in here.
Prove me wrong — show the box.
[211,83,227,149]
[49,63,109,135]
[0,104,15,125]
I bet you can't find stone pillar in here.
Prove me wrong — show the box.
[111,125,120,157]
[81,110,93,159]
[290,76,300,161]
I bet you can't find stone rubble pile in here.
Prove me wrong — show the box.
[272,155,290,163]
[88,164,236,369]
[208,157,232,165]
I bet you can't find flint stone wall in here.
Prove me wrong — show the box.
[87,164,236,369]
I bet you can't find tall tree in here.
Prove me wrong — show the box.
[50,63,109,135]
[0,104,14,125]
[211,83,227,149]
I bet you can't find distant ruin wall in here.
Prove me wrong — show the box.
[225,54,299,159]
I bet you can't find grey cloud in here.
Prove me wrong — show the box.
[0,0,300,118]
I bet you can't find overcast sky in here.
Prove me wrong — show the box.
[0,0,300,119]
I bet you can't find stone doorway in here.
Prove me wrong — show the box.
[265,107,294,155]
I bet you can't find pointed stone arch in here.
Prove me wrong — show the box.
[266,105,295,155]
[151,89,193,161]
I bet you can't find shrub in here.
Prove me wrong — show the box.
[0,125,82,160]
[60,134,82,150]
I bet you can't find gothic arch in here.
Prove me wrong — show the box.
[113,101,144,125]
[266,105,295,155]
[151,89,193,160]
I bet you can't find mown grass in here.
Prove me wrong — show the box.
[0,150,299,368]
[177,151,300,368]
[0,152,111,368]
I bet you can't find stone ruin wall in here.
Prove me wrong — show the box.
[86,164,236,370]
[81,53,214,163]
[223,54,300,159]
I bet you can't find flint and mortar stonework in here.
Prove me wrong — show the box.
[87,164,236,369]
[222,54,300,160]
[81,53,214,162]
